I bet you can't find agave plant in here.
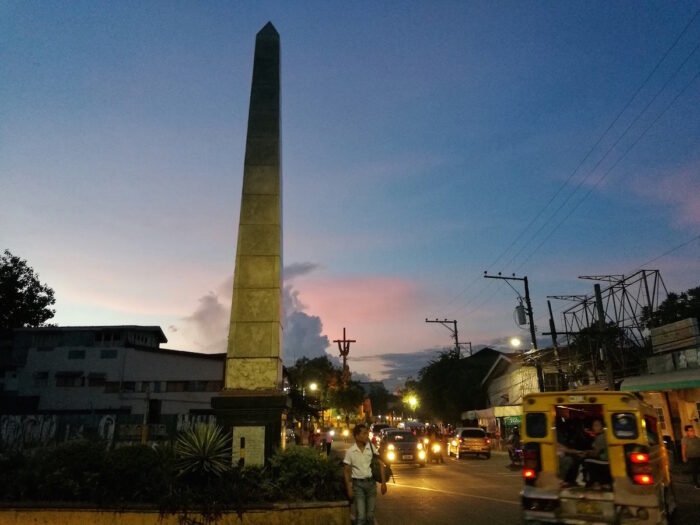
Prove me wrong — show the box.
[175,424,231,477]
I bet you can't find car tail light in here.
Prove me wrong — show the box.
[624,445,653,485]
[522,443,541,486]
[485,438,491,444]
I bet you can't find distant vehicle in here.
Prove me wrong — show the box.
[378,430,426,467]
[447,427,491,459]
[375,427,398,448]
[285,427,295,444]
[369,423,392,446]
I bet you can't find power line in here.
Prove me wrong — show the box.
[436,10,700,319]
[628,234,700,274]
[489,8,700,275]
[505,39,700,273]
[515,67,700,273]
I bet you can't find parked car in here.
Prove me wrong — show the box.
[378,430,427,467]
[447,427,491,459]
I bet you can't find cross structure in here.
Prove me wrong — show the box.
[333,327,356,387]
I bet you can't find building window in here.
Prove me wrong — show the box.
[152,381,161,393]
[33,371,49,388]
[166,381,187,392]
[196,380,223,392]
[100,349,118,359]
[68,350,86,360]
[88,374,106,387]
[121,381,136,393]
[104,382,120,393]
[56,373,83,387]
[543,373,559,391]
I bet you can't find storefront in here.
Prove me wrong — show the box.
[620,368,700,444]
[463,406,522,450]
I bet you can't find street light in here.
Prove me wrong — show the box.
[510,337,521,348]
[309,382,318,392]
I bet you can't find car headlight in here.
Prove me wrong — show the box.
[432,444,441,452]
[342,429,349,436]
[387,451,395,461]
[388,444,395,451]
[418,450,426,459]
[423,438,429,444]
[417,443,423,450]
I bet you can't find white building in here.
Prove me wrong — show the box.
[0,326,224,448]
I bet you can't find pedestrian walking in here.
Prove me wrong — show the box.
[343,424,387,525]
[325,428,333,457]
[681,425,700,489]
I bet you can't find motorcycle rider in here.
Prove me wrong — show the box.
[508,427,522,464]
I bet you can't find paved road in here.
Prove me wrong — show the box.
[374,452,522,524]
[332,440,700,525]
[332,441,521,524]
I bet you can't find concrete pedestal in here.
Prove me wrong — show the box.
[212,391,291,466]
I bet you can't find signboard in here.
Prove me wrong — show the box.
[651,318,700,354]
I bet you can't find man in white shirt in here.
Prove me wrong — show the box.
[343,424,387,525]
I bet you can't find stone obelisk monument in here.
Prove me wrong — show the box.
[212,22,290,466]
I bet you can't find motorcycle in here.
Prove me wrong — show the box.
[508,444,523,465]
[425,437,444,464]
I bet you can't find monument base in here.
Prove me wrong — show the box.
[212,390,291,466]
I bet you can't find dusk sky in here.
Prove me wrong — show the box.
[2,1,699,388]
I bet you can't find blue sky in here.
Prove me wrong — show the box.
[2,1,699,384]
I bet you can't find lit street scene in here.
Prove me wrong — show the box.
[2,2,700,524]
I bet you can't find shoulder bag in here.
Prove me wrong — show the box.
[369,443,393,483]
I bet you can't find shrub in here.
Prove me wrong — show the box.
[0,451,28,500]
[100,445,168,504]
[176,424,231,479]
[269,446,346,501]
[26,440,106,502]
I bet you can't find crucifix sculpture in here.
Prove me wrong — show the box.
[333,327,356,387]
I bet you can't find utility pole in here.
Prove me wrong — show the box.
[594,284,615,391]
[484,272,543,391]
[546,300,565,390]
[425,318,470,357]
[141,384,150,444]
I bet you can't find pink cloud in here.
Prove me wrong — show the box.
[631,160,700,227]
[293,275,440,357]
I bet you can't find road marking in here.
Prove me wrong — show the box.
[389,482,520,506]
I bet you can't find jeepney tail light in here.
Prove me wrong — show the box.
[624,445,653,485]
[522,443,541,486]
[630,453,649,463]
[633,474,653,485]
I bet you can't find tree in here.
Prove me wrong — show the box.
[569,323,644,380]
[327,381,365,418]
[0,250,56,332]
[641,286,700,329]
[414,348,501,424]
[366,383,393,416]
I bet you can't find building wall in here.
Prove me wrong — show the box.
[486,364,539,407]
[9,327,224,416]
